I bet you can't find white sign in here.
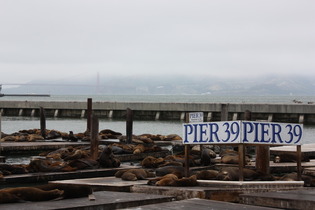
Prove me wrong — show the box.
[183,121,303,145]
[188,112,204,123]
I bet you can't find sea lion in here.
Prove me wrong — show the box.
[0,187,63,203]
[194,170,219,180]
[98,146,121,168]
[200,148,216,166]
[116,169,155,181]
[35,183,92,199]
[154,174,198,187]
[27,159,76,172]
[68,158,99,170]
[280,172,315,187]
[217,167,263,181]
[273,152,309,163]
[141,156,165,168]
[155,166,185,178]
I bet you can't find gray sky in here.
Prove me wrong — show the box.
[0,0,314,84]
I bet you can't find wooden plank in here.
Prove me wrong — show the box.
[126,198,276,210]
[0,164,139,184]
[241,189,315,209]
[0,191,175,210]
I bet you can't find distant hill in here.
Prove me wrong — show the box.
[2,75,315,96]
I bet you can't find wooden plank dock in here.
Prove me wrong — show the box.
[0,164,139,185]
[0,191,175,210]
[125,198,278,210]
[240,189,315,210]
[270,143,315,158]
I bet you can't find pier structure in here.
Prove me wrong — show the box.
[0,100,314,124]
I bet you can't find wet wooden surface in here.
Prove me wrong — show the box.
[0,191,175,210]
[0,164,139,185]
[270,143,315,157]
[240,189,315,210]
[125,198,279,210]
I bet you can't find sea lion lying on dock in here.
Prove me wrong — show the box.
[217,167,274,181]
[0,184,93,204]
[148,174,198,187]
[193,170,219,180]
[115,169,155,181]
[273,152,310,163]
[280,172,315,187]
[35,183,92,199]
[141,156,165,168]
[27,159,77,172]
[0,164,28,175]
[0,187,64,203]
[155,166,185,178]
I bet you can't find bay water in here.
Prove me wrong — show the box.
[1,94,315,164]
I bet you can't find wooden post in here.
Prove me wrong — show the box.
[297,115,303,181]
[90,115,99,160]
[297,145,302,181]
[40,107,46,139]
[255,109,270,174]
[86,98,92,132]
[238,144,244,181]
[184,113,190,177]
[126,108,133,144]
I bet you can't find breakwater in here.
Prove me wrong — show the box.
[0,101,315,124]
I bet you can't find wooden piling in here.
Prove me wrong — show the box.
[90,115,99,160]
[40,107,46,139]
[254,109,270,174]
[126,108,133,144]
[238,144,244,181]
[184,113,190,177]
[86,98,92,132]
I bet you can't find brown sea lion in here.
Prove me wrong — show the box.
[0,187,63,203]
[118,169,155,181]
[154,174,198,187]
[35,183,92,199]
[141,156,165,168]
[155,166,185,178]
[98,146,121,168]
[273,152,309,163]
[194,170,219,180]
[280,172,315,187]
[217,167,263,181]
[27,159,76,172]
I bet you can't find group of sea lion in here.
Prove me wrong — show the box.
[0,128,182,143]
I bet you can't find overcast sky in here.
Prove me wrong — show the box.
[0,0,314,84]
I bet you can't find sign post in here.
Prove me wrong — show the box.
[185,112,204,177]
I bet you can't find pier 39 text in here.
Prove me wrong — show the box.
[183,121,303,145]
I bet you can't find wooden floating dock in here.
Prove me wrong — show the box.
[0,164,139,185]
[240,189,315,210]
[51,176,304,203]
[126,198,278,210]
[0,191,175,210]
[0,141,90,154]
[270,143,315,158]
